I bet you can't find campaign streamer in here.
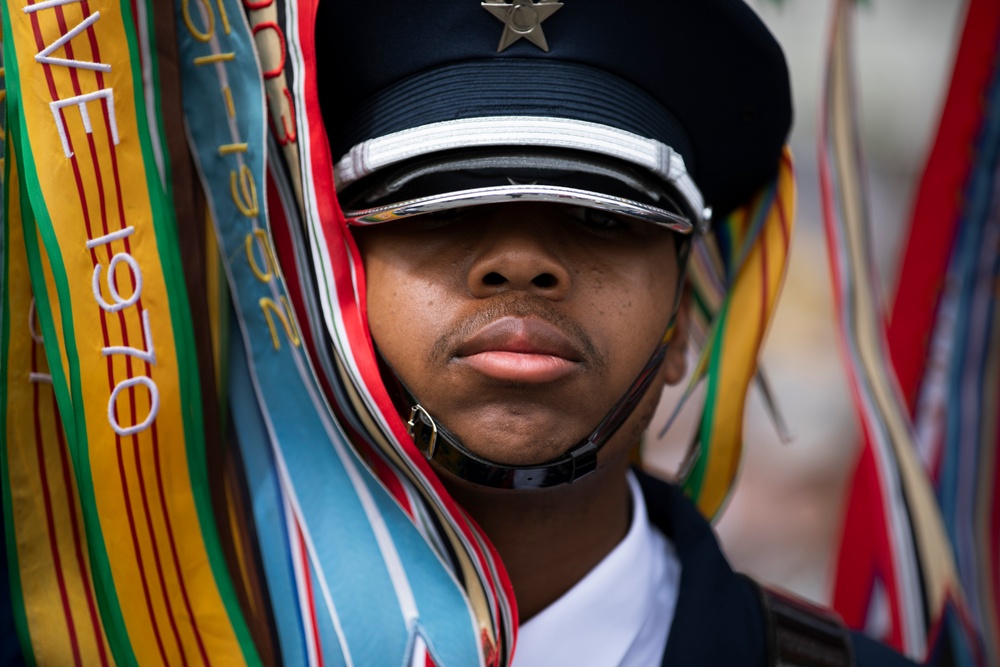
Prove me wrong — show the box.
[175,0,486,664]
[0,0,260,663]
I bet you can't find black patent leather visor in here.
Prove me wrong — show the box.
[339,148,699,233]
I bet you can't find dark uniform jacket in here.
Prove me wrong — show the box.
[635,471,920,666]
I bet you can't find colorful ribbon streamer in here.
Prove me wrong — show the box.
[822,0,978,662]
[250,1,516,663]
[833,1,1000,665]
[1,0,258,663]
[663,149,796,519]
[886,5,1000,665]
[0,0,803,664]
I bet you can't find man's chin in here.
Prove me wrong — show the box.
[453,428,586,468]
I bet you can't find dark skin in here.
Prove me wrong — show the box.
[354,202,690,620]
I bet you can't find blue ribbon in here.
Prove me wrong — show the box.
[173,1,483,664]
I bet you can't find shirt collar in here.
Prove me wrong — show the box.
[513,471,675,667]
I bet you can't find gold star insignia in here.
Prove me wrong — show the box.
[482,0,564,53]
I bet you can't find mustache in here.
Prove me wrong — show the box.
[430,296,604,370]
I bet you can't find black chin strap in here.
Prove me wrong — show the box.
[402,237,691,490]
[405,339,671,490]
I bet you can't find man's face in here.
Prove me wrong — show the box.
[354,202,686,469]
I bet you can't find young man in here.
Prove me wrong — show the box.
[317,0,919,664]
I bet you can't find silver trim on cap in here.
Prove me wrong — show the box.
[344,183,694,232]
[334,115,706,222]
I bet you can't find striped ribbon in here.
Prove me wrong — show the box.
[884,2,1000,664]
[660,149,795,519]
[934,104,1000,667]
[175,0,493,663]
[821,0,974,661]
[245,1,516,664]
[2,138,115,666]
[0,0,259,664]
[0,33,22,665]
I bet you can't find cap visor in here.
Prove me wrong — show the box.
[339,148,695,232]
[344,184,692,232]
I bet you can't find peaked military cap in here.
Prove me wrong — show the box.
[316,0,792,230]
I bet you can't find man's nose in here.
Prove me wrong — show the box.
[466,217,572,300]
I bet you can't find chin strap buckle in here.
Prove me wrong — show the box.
[566,440,599,482]
[407,405,439,459]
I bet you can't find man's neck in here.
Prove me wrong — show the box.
[441,457,633,621]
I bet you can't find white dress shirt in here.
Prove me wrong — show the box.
[513,472,682,667]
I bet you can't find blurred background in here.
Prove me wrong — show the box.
[647,0,966,604]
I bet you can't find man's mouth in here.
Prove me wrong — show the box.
[453,316,583,383]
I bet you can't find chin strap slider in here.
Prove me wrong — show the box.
[567,440,599,482]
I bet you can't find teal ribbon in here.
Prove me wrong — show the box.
[174,0,485,664]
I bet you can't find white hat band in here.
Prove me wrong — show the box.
[333,115,706,217]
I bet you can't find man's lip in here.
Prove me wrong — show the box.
[453,317,584,384]
[454,316,583,360]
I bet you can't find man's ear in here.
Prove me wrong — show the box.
[662,285,691,386]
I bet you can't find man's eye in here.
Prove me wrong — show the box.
[424,206,470,220]
[565,206,631,232]
[410,206,471,229]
